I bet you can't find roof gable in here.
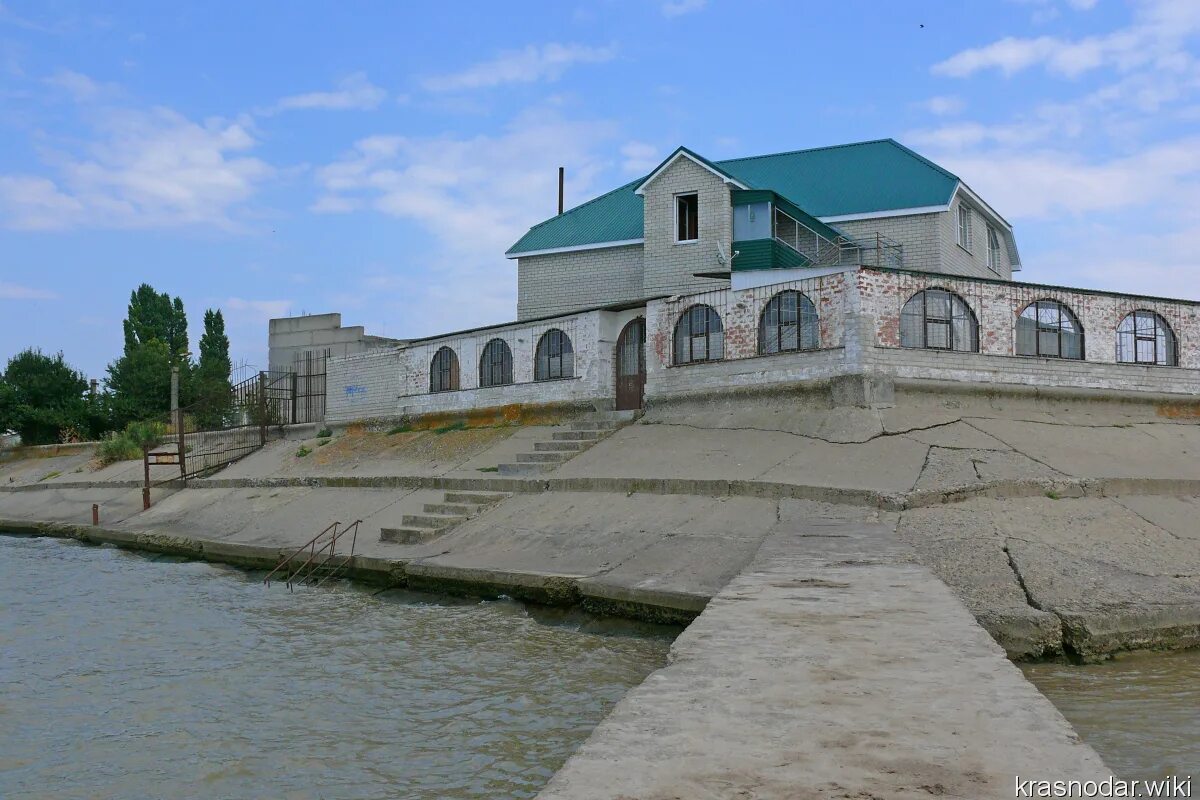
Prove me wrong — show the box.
[507,139,964,257]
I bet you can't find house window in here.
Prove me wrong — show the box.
[676,193,699,243]
[479,338,514,387]
[1117,311,1177,366]
[673,304,724,364]
[534,329,574,381]
[987,226,1001,271]
[429,346,459,393]
[957,204,972,251]
[899,289,979,352]
[759,290,819,354]
[1016,300,1084,359]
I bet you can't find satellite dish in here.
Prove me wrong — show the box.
[716,241,728,265]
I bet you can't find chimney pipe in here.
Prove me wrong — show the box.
[558,167,565,215]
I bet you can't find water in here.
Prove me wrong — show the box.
[0,535,674,800]
[1022,651,1200,780]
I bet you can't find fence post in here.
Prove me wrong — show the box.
[258,371,268,446]
[142,448,151,510]
[291,370,298,425]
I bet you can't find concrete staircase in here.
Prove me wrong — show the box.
[497,410,639,477]
[379,490,510,544]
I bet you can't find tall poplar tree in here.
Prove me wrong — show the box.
[107,284,191,427]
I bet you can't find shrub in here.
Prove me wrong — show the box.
[296,445,312,458]
[96,420,169,465]
[317,438,331,447]
[317,427,332,438]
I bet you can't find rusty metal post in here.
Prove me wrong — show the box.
[142,449,151,510]
[558,166,564,215]
[258,371,268,446]
[92,503,99,526]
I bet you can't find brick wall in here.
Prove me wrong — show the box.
[939,200,1013,281]
[835,213,942,274]
[641,157,734,297]
[325,348,404,422]
[516,244,644,320]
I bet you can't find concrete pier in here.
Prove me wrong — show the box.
[538,506,1109,799]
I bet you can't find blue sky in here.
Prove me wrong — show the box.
[2,0,1199,377]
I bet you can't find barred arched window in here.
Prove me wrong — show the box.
[429,347,459,393]
[1016,300,1084,359]
[1117,311,1177,366]
[479,338,513,387]
[899,289,978,352]
[759,290,819,354]
[534,329,574,381]
[673,304,724,364]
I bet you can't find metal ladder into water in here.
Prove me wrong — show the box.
[263,519,362,591]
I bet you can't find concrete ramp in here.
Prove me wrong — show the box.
[538,506,1108,799]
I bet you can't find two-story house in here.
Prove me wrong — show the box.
[507,139,1021,320]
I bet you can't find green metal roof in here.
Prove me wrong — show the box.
[506,139,962,256]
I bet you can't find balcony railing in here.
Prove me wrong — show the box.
[773,207,903,269]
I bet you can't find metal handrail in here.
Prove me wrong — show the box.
[772,206,903,269]
[263,521,340,586]
[311,520,362,588]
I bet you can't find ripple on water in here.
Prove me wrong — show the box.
[1022,650,1200,781]
[0,534,675,800]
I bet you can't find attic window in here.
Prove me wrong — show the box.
[956,204,972,251]
[987,225,1001,271]
[676,193,699,243]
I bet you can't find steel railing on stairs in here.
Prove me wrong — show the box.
[263,519,362,591]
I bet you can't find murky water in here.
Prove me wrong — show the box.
[0,535,674,800]
[1022,650,1200,780]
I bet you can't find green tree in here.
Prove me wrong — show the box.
[0,349,104,444]
[107,284,191,427]
[193,309,233,428]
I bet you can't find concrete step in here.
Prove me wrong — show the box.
[401,513,466,529]
[533,440,587,452]
[443,491,510,506]
[423,502,482,516]
[584,410,640,422]
[516,451,571,463]
[552,430,604,441]
[497,462,556,476]
[569,419,620,431]
[380,526,442,545]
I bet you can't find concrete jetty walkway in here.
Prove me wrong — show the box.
[538,504,1108,799]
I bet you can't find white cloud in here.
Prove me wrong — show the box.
[934,0,1200,78]
[918,95,965,115]
[44,69,113,102]
[620,140,660,173]
[273,72,386,112]
[0,99,273,230]
[662,0,707,17]
[422,43,616,92]
[0,282,57,300]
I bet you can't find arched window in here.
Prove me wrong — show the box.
[429,346,459,393]
[1016,300,1084,359]
[479,338,513,387]
[535,329,574,381]
[673,304,724,364]
[899,289,978,352]
[759,290,819,354]
[1117,311,1177,366]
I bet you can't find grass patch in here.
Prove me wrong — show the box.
[39,471,61,482]
[433,420,468,435]
[296,445,312,458]
[96,420,169,466]
[317,438,332,447]
[476,466,499,473]
[1044,489,1061,500]
[317,427,333,438]
[386,424,413,435]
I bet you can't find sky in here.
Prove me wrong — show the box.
[2,0,1199,378]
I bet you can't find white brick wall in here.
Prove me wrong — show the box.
[516,245,644,320]
[641,157,734,297]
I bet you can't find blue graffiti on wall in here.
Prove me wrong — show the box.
[343,385,367,403]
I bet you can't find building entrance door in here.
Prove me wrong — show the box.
[615,317,646,411]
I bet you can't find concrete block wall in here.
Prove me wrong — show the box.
[268,312,402,373]
[516,245,644,320]
[641,156,734,297]
[326,348,404,422]
[939,199,1013,281]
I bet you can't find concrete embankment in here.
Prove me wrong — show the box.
[537,510,1109,799]
[2,385,1199,660]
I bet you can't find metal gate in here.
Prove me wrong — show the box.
[290,350,327,425]
[615,317,646,411]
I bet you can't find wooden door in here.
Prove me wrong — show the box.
[615,317,646,411]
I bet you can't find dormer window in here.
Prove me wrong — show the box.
[676,193,699,243]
